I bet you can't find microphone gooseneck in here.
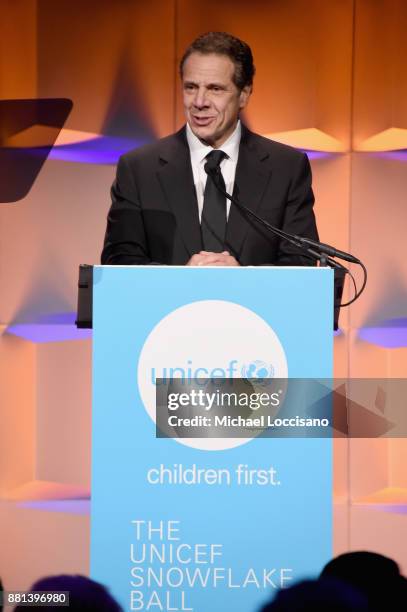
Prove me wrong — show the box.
[204,163,367,306]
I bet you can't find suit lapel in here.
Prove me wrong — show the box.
[156,128,202,257]
[225,127,272,259]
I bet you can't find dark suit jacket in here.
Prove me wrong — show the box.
[101,125,318,266]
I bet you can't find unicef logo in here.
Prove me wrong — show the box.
[138,300,288,451]
[241,361,274,384]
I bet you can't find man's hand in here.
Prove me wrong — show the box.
[187,251,240,266]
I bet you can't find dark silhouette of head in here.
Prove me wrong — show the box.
[14,575,122,611]
[260,578,368,611]
[321,550,400,585]
[320,551,407,611]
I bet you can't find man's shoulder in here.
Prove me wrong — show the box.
[119,129,186,167]
[242,127,307,163]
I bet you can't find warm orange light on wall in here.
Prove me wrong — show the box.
[5,480,90,502]
[264,128,347,152]
[354,486,407,506]
[354,127,407,152]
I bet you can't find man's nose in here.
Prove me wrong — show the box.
[193,88,209,108]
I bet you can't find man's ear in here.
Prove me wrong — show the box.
[239,85,252,110]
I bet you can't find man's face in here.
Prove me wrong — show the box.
[182,52,251,148]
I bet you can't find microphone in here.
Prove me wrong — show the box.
[203,162,368,320]
[291,237,360,264]
[203,162,347,269]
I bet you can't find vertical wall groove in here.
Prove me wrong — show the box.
[346,0,358,555]
[173,0,178,133]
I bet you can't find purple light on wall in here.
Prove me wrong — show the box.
[301,150,336,160]
[6,312,92,343]
[357,503,407,515]
[358,318,407,348]
[47,135,148,164]
[369,150,407,162]
[26,139,340,165]
[35,312,79,324]
[16,499,90,515]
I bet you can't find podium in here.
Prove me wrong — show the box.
[90,266,334,612]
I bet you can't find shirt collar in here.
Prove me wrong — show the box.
[186,120,242,165]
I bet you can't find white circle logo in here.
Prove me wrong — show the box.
[137,300,288,451]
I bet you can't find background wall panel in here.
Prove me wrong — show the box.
[0,0,37,99]
[37,0,176,139]
[353,0,407,150]
[0,334,36,494]
[349,154,407,328]
[0,161,114,323]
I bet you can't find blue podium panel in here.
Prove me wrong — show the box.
[91,266,334,612]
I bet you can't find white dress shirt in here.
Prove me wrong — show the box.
[186,121,242,221]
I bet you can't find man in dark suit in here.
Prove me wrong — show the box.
[101,32,318,267]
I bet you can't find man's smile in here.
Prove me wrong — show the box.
[191,116,215,125]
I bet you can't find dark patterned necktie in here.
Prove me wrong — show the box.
[201,150,227,252]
